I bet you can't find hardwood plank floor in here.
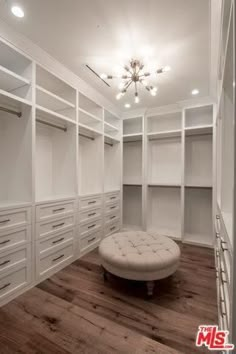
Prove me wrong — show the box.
[0,243,217,354]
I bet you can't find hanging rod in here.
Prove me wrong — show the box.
[36,119,67,132]
[105,142,113,147]
[79,133,94,141]
[123,139,142,143]
[0,106,22,118]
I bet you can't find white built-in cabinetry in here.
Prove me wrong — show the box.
[0,36,122,306]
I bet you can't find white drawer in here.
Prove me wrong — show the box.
[38,229,74,254]
[0,226,31,252]
[80,218,102,237]
[105,192,120,205]
[79,208,102,224]
[105,202,120,215]
[36,200,76,222]
[80,230,102,253]
[0,265,29,300]
[39,243,74,277]
[105,213,120,225]
[79,195,102,210]
[36,215,75,239]
[0,246,28,274]
[105,220,120,237]
[0,208,31,232]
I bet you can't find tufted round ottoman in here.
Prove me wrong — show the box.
[99,231,180,296]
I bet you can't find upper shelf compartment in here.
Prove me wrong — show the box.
[104,110,121,140]
[123,116,143,135]
[79,93,103,120]
[147,111,182,135]
[36,65,76,122]
[0,39,32,102]
[185,105,213,128]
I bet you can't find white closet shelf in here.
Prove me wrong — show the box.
[36,105,76,126]
[0,64,30,92]
[184,233,213,248]
[0,90,32,110]
[79,123,102,137]
[35,195,76,205]
[123,133,143,142]
[79,108,102,123]
[123,183,142,186]
[104,134,120,145]
[0,201,32,211]
[185,125,213,136]
[148,183,181,187]
[36,85,75,111]
[147,130,182,139]
[104,121,119,132]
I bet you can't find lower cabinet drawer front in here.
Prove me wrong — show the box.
[105,192,120,205]
[39,244,74,276]
[36,200,76,222]
[105,221,120,237]
[0,246,28,274]
[36,216,75,239]
[0,208,31,232]
[0,266,29,300]
[80,219,102,237]
[38,230,74,253]
[0,226,31,252]
[105,202,120,215]
[105,213,120,225]
[80,231,102,253]
[79,208,102,224]
[80,196,102,210]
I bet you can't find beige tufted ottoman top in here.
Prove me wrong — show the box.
[99,231,181,281]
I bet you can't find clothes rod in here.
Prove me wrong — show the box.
[105,142,113,147]
[123,140,142,143]
[0,106,22,118]
[36,119,67,132]
[79,133,94,141]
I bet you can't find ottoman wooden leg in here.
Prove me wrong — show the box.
[146,281,155,297]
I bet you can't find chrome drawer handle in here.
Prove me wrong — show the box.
[52,237,65,244]
[216,215,220,220]
[88,213,96,217]
[0,260,10,267]
[110,226,116,231]
[88,224,96,229]
[216,232,220,239]
[52,222,65,229]
[0,240,10,245]
[110,196,116,200]
[0,219,10,224]
[52,254,64,262]
[88,201,96,205]
[110,206,116,210]
[53,208,65,213]
[0,283,11,291]
[221,270,227,284]
[110,216,116,220]
[88,237,96,243]
[221,240,228,252]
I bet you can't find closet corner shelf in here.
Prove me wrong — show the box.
[0,89,32,110]
[79,122,102,137]
[147,130,182,140]
[36,85,75,111]
[36,105,76,126]
[123,133,143,142]
[0,64,30,92]
[104,121,119,132]
[185,125,213,136]
[148,183,181,188]
[79,107,102,123]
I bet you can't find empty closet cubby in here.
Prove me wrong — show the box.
[79,93,103,133]
[123,139,142,185]
[184,187,213,246]
[0,39,32,102]
[104,139,121,193]
[36,65,76,121]
[148,136,181,186]
[79,128,103,196]
[35,116,77,202]
[123,116,143,136]
[0,101,32,207]
[104,110,121,140]
[185,105,213,128]
[147,111,182,134]
[147,186,181,239]
[123,185,142,230]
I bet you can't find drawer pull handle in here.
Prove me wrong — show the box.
[52,237,65,244]
[220,297,226,317]
[88,224,96,229]
[88,237,96,243]
[110,216,116,220]
[110,206,116,210]
[110,226,116,231]
[221,240,228,252]
[88,201,96,205]
[0,283,11,291]
[0,240,10,245]
[88,213,96,217]
[53,208,65,213]
[110,196,116,200]
[0,219,10,224]
[216,215,220,220]
[52,254,64,262]
[216,232,220,239]
[52,222,65,229]
[0,260,10,267]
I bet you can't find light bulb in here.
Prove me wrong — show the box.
[11,5,24,18]
[124,103,131,108]
[135,93,140,104]
[150,90,157,96]
[116,92,123,100]
[100,73,108,79]
[191,89,199,95]
[152,87,158,92]
[163,66,171,72]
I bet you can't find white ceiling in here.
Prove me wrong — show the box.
[0,0,211,110]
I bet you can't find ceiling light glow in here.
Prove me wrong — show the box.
[11,5,24,18]
[124,103,131,108]
[192,89,199,95]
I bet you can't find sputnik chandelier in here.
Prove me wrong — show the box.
[100,59,171,104]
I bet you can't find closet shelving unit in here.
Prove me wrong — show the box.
[123,116,143,230]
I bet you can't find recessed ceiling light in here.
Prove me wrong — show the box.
[192,89,199,95]
[124,103,131,108]
[11,5,24,18]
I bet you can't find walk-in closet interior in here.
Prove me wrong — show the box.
[0,0,235,353]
